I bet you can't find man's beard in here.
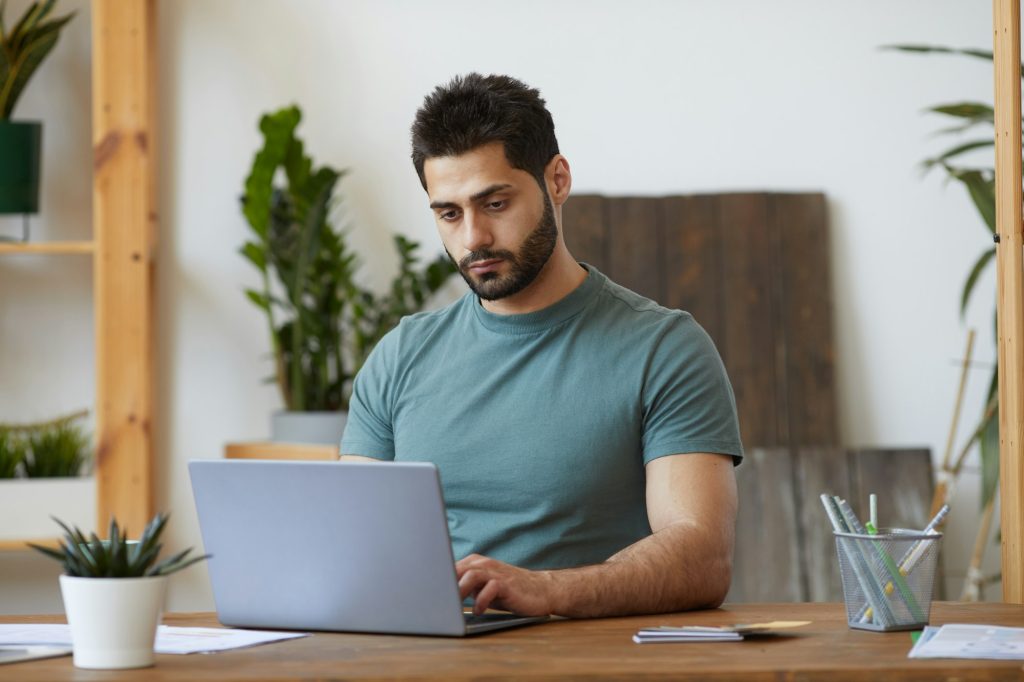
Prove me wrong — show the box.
[448,194,558,302]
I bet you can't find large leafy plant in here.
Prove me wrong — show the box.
[0,0,75,120]
[29,513,208,578]
[240,106,455,411]
[888,45,1008,508]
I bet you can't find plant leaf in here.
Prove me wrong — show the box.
[241,106,302,240]
[926,102,994,124]
[922,139,994,169]
[883,43,1024,76]
[0,11,74,119]
[240,241,267,272]
[943,166,996,233]
[961,247,997,319]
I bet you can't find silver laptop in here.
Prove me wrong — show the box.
[188,459,549,636]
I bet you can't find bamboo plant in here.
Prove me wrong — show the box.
[889,44,1016,598]
[240,105,455,412]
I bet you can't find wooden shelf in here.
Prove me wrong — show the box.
[0,241,94,255]
[225,441,340,461]
[0,538,59,552]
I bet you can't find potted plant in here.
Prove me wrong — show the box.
[0,0,75,225]
[240,105,456,444]
[29,513,208,669]
[0,410,94,542]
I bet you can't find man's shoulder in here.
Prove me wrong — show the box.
[385,290,474,344]
[592,273,696,332]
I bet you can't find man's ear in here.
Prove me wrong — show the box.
[545,154,572,207]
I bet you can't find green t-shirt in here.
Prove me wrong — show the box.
[341,265,743,570]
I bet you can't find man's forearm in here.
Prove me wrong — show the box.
[543,520,733,618]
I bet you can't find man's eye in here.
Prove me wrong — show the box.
[487,200,506,210]
[440,210,459,221]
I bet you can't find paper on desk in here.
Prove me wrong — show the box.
[0,624,307,654]
[908,623,1024,660]
[633,621,810,644]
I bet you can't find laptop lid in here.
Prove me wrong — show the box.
[188,459,472,636]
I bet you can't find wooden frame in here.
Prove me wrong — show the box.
[92,0,157,534]
[993,0,1024,603]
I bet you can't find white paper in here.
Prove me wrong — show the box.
[909,623,1024,660]
[0,624,307,655]
[0,645,72,664]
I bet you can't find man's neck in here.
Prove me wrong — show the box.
[480,248,587,316]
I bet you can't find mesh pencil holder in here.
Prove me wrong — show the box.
[833,528,942,632]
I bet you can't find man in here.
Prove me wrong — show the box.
[340,74,743,618]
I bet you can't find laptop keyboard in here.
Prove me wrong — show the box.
[463,612,531,626]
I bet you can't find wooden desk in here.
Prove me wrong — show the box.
[4,602,1024,681]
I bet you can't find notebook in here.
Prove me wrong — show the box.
[188,459,548,636]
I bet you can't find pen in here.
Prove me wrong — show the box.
[858,504,947,623]
[827,496,895,627]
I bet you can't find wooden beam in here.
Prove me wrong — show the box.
[92,0,157,536]
[994,0,1024,604]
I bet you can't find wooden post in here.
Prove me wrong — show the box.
[993,0,1024,603]
[92,0,157,535]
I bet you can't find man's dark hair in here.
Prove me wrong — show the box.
[411,73,560,191]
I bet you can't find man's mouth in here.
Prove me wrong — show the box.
[466,258,504,275]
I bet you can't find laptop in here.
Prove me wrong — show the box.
[188,459,549,636]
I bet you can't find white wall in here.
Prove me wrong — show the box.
[0,0,1001,611]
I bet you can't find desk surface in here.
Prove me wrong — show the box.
[3,602,1024,681]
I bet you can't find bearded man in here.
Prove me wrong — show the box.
[340,73,743,618]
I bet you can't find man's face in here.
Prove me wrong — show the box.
[423,142,557,301]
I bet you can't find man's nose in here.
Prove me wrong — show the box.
[462,211,494,252]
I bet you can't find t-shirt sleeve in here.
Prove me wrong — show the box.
[641,316,744,465]
[340,331,398,461]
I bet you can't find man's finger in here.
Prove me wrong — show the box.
[473,578,502,615]
[458,568,486,600]
[454,554,487,577]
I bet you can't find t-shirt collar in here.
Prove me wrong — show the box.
[472,263,604,334]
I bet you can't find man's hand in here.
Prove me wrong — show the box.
[456,554,557,616]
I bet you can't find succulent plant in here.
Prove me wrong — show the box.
[29,513,209,578]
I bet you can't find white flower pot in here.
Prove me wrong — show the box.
[0,477,95,540]
[59,574,168,669]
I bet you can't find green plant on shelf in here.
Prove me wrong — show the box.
[0,410,90,478]
[0,427,27,478]
[24,418,88,477]
[29,513,209,578]
[0,0,77,120]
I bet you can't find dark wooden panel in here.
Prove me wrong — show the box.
[795,446,852,602]
[661,195,724,354]
[605,198,663,303]
[848,448,934,532]
[717,194,779,447]
[728,447,803,603]
[772,193,838,447]
[562,194,608,272]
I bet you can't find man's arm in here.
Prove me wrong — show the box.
[456,452,737,618]
[339,454,381,463]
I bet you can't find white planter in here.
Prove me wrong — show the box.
[270,410,347,445]
[59,574,168,669]
[0,477,95,540]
